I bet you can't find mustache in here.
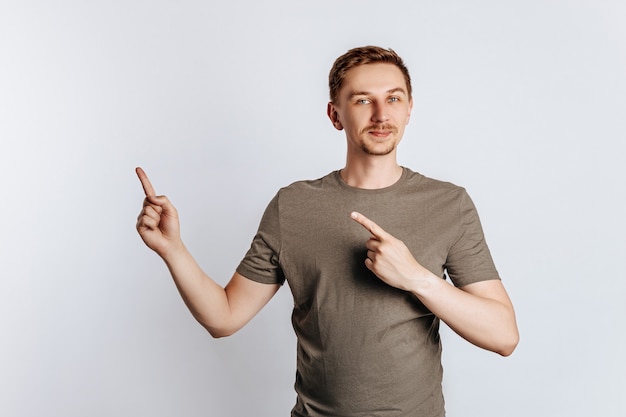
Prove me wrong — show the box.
[360,123,397,135]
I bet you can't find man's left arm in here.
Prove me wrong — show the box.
[412,277,518,356]
[350,211,519,356]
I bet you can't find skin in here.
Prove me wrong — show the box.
[136,62,519,355]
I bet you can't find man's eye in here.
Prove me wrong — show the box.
[389,96,400,103]
[356,99,370,104]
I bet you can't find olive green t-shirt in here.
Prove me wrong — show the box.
[237,167,500,417]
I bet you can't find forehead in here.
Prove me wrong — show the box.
[340,63,408,97]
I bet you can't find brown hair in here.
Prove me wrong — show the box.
[328,46,412,103]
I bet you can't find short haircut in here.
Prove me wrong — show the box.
[328,46,412,104]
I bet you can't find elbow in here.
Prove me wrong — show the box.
[497,343,517,357]
[496,332,520,357]
[495,311,520,357]
[208,327,236,339]
[193,312,239,339]
[201,321,239,339]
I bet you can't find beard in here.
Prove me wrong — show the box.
[359,123,398,156]
[361,142,396,155]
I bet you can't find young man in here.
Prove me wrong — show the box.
[136,46,519,417]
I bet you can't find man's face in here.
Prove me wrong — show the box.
[328,63,413,157]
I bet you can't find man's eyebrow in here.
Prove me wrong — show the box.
[387,87,407,95]
[348,87,407,98]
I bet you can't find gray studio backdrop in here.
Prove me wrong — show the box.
[1,1,624,416]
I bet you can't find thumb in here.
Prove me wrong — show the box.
[145,194,178,217]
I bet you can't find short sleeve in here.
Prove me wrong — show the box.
[236,193,285,285]
[444,189,500,287]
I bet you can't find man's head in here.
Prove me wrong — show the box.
[328,46,412,104]
[327,46,413,157]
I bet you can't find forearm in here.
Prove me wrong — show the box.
[411,273,519,356]
[160,243,233,337]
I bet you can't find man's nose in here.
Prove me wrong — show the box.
[371,102,389,123]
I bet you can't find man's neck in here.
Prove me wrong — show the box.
[340,158,403,190]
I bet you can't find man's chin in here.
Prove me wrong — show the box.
[361,144,395,156]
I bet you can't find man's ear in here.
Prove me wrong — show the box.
[406,97,414,125]
[327,102,343,130]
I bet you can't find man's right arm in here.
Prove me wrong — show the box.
[135,167,280,338]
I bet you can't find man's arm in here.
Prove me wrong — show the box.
[135,167,280,338]
[350,211,519,356]
[409,277,518,356]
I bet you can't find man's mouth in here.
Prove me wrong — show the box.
[366,125,396,138]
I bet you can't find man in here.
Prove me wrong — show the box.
[136,46,519,417]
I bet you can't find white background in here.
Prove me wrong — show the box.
[1,1,625,416]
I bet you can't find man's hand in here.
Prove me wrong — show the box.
[135,167,182,257]
[350,211,429,292]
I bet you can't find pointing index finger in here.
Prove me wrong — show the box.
[135,167,156,197]
[350,211,387,239]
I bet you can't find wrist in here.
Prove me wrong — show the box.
[407,269,440,298]
[158,239,187,261]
